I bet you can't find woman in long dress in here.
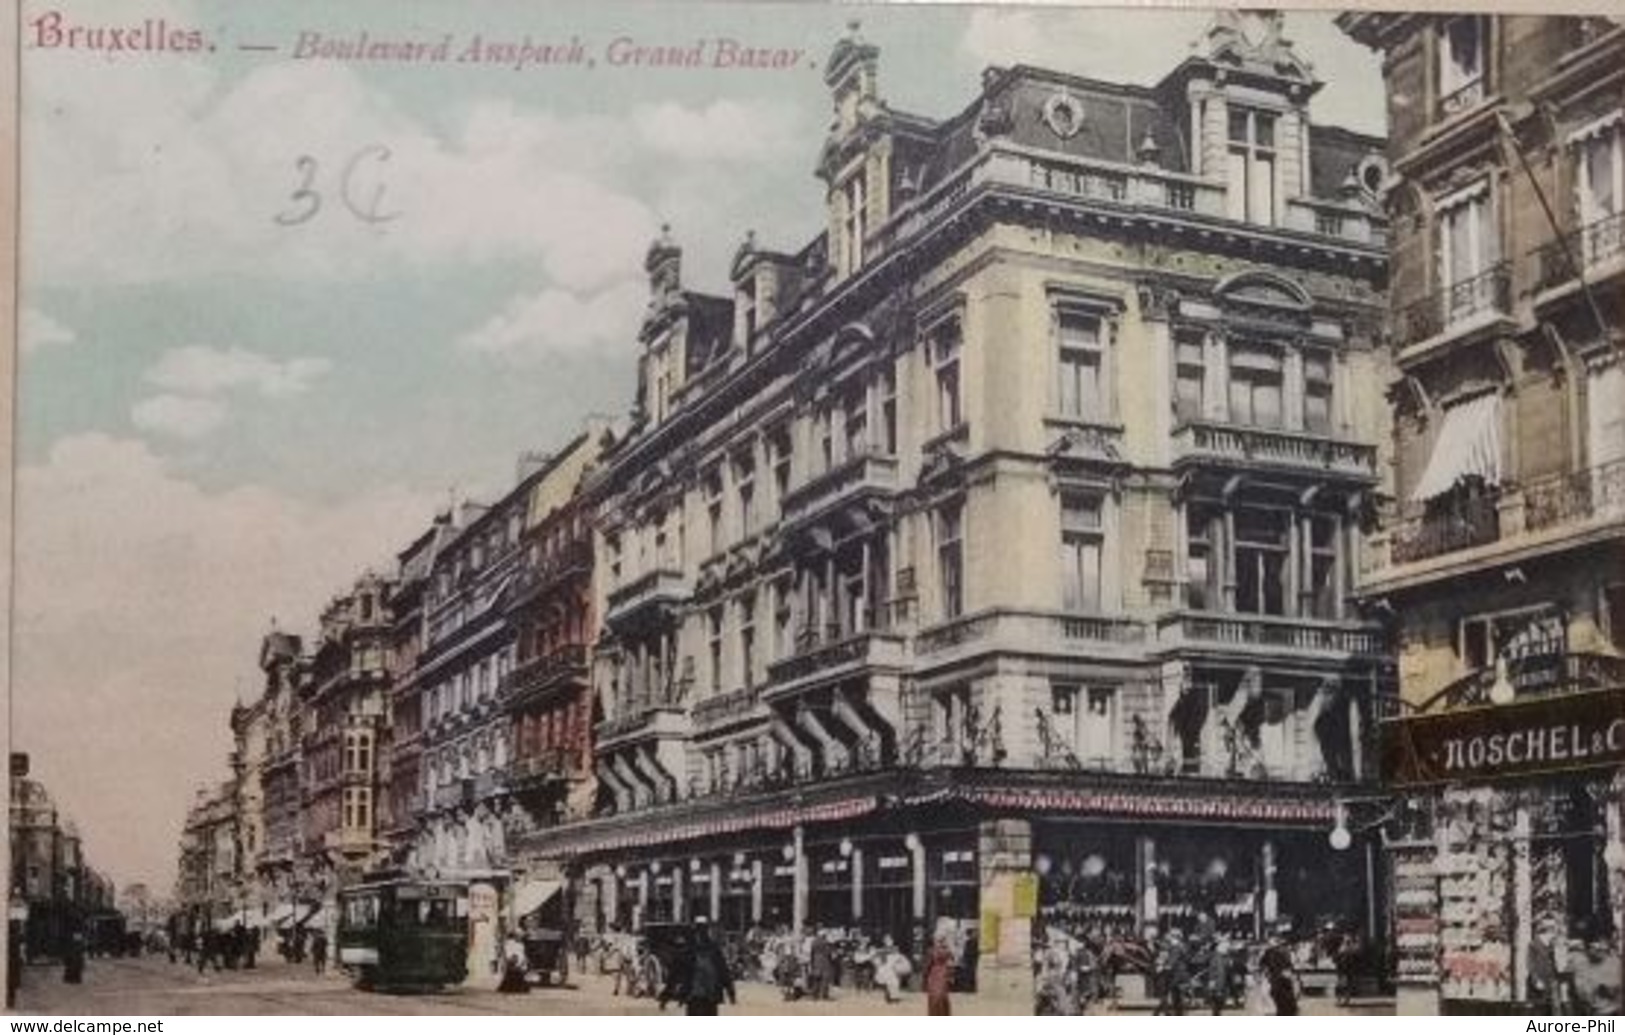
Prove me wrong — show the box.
[923,937,954,1016]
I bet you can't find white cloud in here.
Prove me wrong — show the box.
[20,307,75,354]
[631,99,803,164]
[23,55,660,292]
[958,7,1208,85]
[12,433,435,887]
[130,394,228,439]
[456,280,645,365]
[145,345,332,399]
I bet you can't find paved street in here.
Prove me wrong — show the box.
[11,955,1394,1016]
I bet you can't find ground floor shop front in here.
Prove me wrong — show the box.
[1382,682,1625,1014]
[519,769,1371,999]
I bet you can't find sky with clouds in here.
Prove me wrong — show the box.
[14,0,1384,892]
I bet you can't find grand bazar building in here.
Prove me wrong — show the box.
[1339,13,1625,1015]
[514,14,1395,996]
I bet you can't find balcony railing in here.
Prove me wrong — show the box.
[1398,262,1511,346]
[506,748,579,786]
[1533,212,1625,294]
[1156,611,1386,657]
[1439,77,1485,118]
[1172,421,1378,479]
[915,608,1145,657]
[863,141,1382,260]
[781,453,898,528]
[510,540,592,605]
[766,629,906,689]
[690,684,764,728]
[1519,458,1625,534]
[1411,651,1625,715]
[596,703,689,744]
[503,643,590,706]
[604,568,690,626]
[1389,491,1501,564]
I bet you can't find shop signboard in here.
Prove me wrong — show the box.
[1382,686,1625,787]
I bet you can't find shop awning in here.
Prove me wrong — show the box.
[269,904,297,928]
[513,878,562,918]
[1410,393,1501,502]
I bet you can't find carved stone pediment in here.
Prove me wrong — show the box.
[1046,425,1125,465]
[919,436,967,484]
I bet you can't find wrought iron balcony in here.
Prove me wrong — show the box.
[502,643,590,709]
[1397,262,1511,347]
[1155,611,1386,658]
[780,452,898,530]
[595,703,689,747]
[1413,651,1625,715]
[509,540,592,608]
[1519,458,1625,534]
[1171,420,1377,479]
[1532,212,1625,294]
[1389,491,1501,564]
[765,628,906,696]
[505,748,581,789]
[690,684,764,729]
[604,568,690,628]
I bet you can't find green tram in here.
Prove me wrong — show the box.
[337,877,469,991]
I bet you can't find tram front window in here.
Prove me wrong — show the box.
[414,898,460,929]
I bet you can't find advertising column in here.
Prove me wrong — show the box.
[466,882,500,989]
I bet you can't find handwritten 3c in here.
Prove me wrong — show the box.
[274,145,402,227]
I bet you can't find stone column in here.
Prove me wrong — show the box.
[1138,835,1158,932]
[751,860,765,924]
[851,846,865,922]
[908,832,927,942]
[977,818,1035,1006]
[672,864,685,923]
[792,825,808,935]
[710,861,723,925]
[1261,840,1278,926]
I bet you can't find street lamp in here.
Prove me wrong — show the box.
[1330,802,1353,852]
[1488,656,1516,706]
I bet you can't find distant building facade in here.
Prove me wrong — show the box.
[299,574,395,932]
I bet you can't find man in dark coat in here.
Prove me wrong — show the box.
[1205,936,1231,1015]
[660,922,737,1016]
[1527,922,1561,1014]
[8,921,24,1007]
[808,932,834,1000]
[1153,930,1188,1016]
[1261,930,1298,1017]
[62,929,86,985]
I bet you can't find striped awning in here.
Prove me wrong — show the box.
[1411,392,1501,503]
[564,796,877,857]
[962,788,1334,824]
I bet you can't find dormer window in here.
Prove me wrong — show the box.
[1439,17,1486,117]
[1226,106,1278,226]
[739,276,759,347]
[842,172,867,274]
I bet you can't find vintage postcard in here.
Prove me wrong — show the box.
[8,0,1625,1020]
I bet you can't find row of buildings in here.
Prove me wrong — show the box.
[174,12,1624,1012]
[9,753,117,959]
